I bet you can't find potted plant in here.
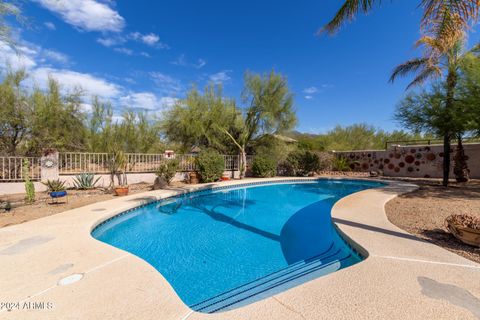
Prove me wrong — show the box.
[108,149,129,196]
[42,179,67,203]
[445,214,480,247]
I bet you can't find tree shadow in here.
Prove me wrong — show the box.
[332,217,429,244]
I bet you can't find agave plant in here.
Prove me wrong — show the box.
[42,179,66,193]
[73,173,101,190]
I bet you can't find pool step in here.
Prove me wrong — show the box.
[190,244,351,313]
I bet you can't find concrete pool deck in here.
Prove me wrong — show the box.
[0,177,479,319]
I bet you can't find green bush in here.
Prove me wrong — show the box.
[284,150,320,176]
[73,173,101,189]
[195,150,224,183]
[155,159,180,184]
[252,156,276,177]
[332,156,351,171]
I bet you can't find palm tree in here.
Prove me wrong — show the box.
[320,0,479,36]
[390,29,479,185]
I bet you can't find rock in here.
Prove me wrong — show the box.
[153,177,168,190]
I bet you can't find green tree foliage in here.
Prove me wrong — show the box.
[163,70,297,178]
[288,125,427,152]
[161,85,238,154]
[0,70,164,155]
[283,150,321,177]
[0,69,30,155]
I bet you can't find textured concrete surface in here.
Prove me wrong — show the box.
[0,178,479,320]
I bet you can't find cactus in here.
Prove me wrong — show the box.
[23,159,35,203]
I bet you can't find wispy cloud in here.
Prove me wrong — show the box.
[44,21,56,30]
[209,70,232,84]
[113,47,133,56]
[302,84,334,99]
[303,87,318,95]
[150,72,182,95]
[171,54,206,69]
[33,0,125,32]
[97,36,126,47]
[41,49,70,65]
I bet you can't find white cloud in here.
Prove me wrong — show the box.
[0,42,37,70]
[44,22,56,30]
[30,67,121,98]
[303,87,318,94]
[97,36,126,47]
[150,72,182,94]
[128,32,168,48]
[114,47,133,55]
[304,95,313,100]
[42,49,70,65]
[33,0,125,32]
[120,92,177,110]
[209,70,232,84]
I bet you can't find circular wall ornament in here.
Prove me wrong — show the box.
[42,158,57,168]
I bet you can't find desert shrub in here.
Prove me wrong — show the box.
[73,173,101,189]
[195,149,224,183]
[332,156,351,171]
[283,150,320,176]
[252,156,276,177]
[317,152,334,171]
[155,159,180,185]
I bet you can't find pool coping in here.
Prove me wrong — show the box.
[1,177,479,319]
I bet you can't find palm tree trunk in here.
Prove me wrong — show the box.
[453,134,469,183]
[442,69,457,187]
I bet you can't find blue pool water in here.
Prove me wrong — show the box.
[92,179,383,312]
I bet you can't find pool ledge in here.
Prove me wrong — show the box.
[1,178,479,320]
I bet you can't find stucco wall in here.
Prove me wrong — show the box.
[335,143,480,179]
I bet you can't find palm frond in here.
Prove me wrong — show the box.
[389,58,431,83]
[406,66,442,89]
[319,0,379,35]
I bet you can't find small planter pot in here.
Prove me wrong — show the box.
[446,223,480,247]
[49,190,68,204]
[114,186,129,196]
[220,176,230,181]
[50,191,67,198]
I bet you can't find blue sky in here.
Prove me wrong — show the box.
[2,1,478,133]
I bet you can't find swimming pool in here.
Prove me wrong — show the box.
[92,179,384,313]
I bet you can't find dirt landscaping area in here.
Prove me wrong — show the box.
[385,180,480,264]
[0,183,156,228]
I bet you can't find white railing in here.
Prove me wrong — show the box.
[0,156,42,181]
[58,152,242,174]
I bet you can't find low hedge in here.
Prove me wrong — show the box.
[252,156,276,177]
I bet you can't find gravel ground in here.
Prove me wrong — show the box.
[0,183,155,228]
[385,180,480,264]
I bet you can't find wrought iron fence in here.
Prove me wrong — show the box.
[58,152,242,174]
[0,156,42,181]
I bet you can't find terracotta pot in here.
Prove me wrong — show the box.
[114,186,129,196]
[189,172,200,184]
[220,176,230,181]
[446,222,480,247]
